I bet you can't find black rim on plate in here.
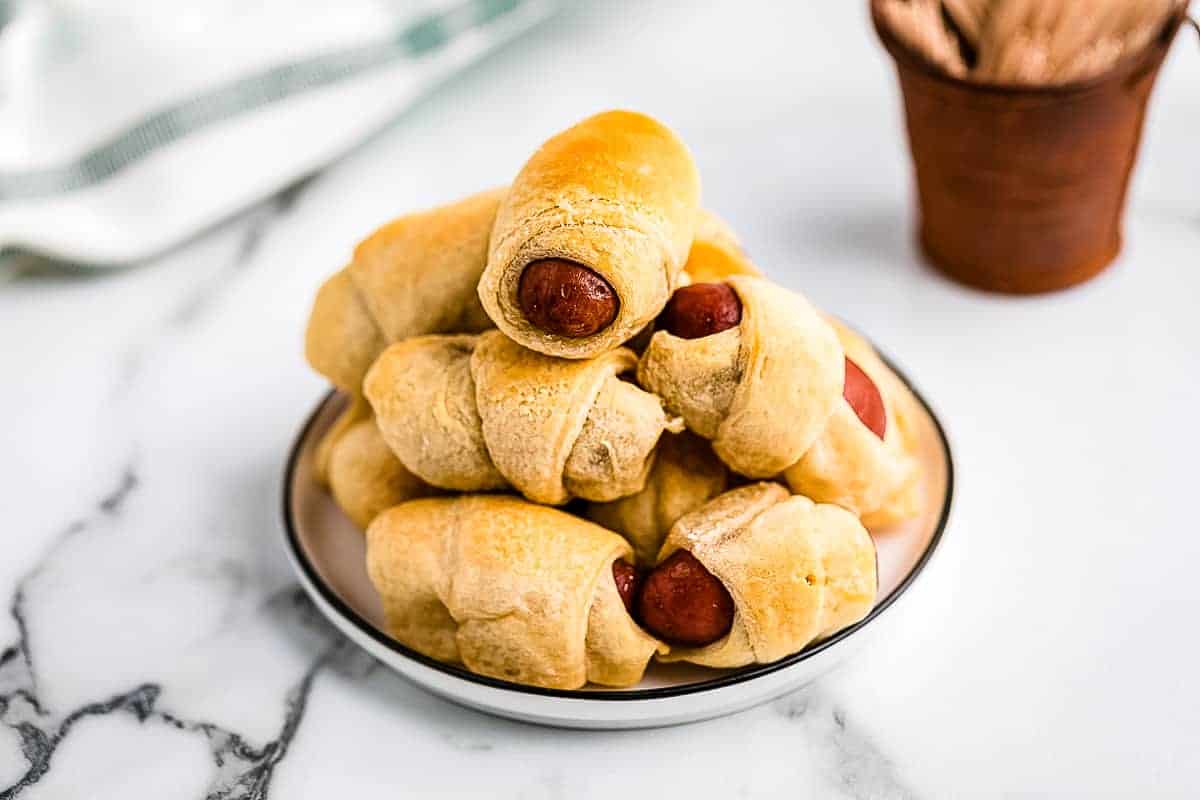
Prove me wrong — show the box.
[281,351,954,701]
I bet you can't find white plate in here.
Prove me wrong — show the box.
[280,354,953,729]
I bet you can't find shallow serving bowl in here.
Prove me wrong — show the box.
[281,349,953,729]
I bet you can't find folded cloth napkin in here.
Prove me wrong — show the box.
[0,0,554,269]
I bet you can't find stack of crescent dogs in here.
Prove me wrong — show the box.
[304,110,924,690]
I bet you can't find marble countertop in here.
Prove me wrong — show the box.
[3,2,1199,797]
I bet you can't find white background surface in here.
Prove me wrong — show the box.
[2,2,1198,797]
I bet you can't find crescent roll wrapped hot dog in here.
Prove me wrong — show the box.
[637,276,844,478]
[366,496,665,689]
[365,334,505,493]
[305,188,503,395]
[619,210,759,355]
[639,483,877,668]
[584,432,727,566]
[785,320,923,528]
[313,400,433,529]
[479,110,701,359]
[364,330,683,505]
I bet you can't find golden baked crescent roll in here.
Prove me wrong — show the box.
[584,431,727,566]
[479,110,701,359]
[364,330,682,505]
[471,331,684,504]
[312,399,433,529]
[785,320,922,528]
[366,496,665,689]
[313,395,370,486]
[305,272,387,397]
[364,334,505,493]
[637,276,844,477]
[655,483,877,669]
[680,209,761,285]
[326,415,433,530]
[304,188,503,394]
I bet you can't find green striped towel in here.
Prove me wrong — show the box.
[0,0,555,268]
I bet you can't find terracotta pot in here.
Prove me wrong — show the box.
[872,2,1187,294]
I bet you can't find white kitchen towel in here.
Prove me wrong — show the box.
[0,0,554,268]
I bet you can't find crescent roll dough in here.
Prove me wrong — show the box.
[304,188,503,394]
[313,399,433,529]
[313,395,369,486]
[366,496,665,689]
[584,432,727,566]
[637,276,844,477]
[656,483,877,669]
[479,110,701,359]
[364,330,682,505]
[785,320,923,528]
[327,413,433,530]
[680,209,761,285]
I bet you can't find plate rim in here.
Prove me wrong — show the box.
[281,350,954,702]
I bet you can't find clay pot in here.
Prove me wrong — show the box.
[872,2,1187,294]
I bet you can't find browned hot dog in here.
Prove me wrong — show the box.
[657,282,742,340]
[637,550,734,646]
[612,559,642,616]
[843,357,886,439]
[517,259,619,338]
